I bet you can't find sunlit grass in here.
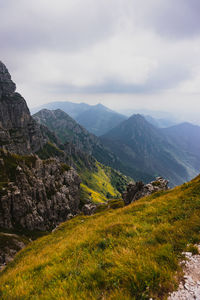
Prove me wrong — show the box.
[80,162,121,203]
[1,175,200,299]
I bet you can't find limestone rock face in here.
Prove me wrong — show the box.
[0,61,16,98]
[0,151,81,231]
[123,177,169,205]
[0,61,82,233]
[0,61,45,154]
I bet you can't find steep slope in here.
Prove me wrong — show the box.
[76,103,127,136]
[162,122,200,170]
[0,61,82,232]
[33,108,113,156]
[1,175,200,299]
[101,114,196,186]
[0,149,80,231]
[33,109,131,202]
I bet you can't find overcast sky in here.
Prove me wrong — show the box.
[1,0,200,122]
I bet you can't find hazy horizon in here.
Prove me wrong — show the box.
[30,96,200,126]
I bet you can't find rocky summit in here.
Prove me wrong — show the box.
[123,177,169,205]
[0,61,16,97]
[0,61,45,154]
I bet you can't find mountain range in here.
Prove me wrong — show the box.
[31,101,127,136]
[101,115,191,186]
[32,101,200,186]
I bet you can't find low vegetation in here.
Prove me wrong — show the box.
[80,162,128,204]
[0,149,37,195]
[1,175,200,299]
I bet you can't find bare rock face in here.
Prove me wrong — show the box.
[0,61,82,233]
[0,150,81,231]
[0,61,16,98]
[123,177,169,205]
[0,61,45,154]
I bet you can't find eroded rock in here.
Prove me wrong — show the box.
[0,152,81,231]
[123,177,169,205]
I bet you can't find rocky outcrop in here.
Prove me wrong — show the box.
[123,177,169,205]
[0,61,45,154]
[82,203,97,215]
[0,233,26,271]
[0,150,81,231]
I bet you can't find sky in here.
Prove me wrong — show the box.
[1,0,200,123]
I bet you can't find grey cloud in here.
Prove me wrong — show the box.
[137,0,200,39]
[45,62,192,95]
[0,0,117,53]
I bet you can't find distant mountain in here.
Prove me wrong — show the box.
[33,108,119,165]
[31,101,127,136]
[120,108,176,119]
[33,109,153,183]
[31,101,90,118]
[101,114,198,186]
[144,115,176,128]
[162,122,200,170]
[76,103,127,136]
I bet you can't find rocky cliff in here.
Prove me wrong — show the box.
[0,61,81,231]
[0,61,45,154]
[0,149,80,231]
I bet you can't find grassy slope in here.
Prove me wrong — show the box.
[1,176,200,299]
[80,162,129,204]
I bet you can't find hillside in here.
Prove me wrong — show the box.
[1,175,200,299]
[76,103,127,136]
[101,114,198,186]
[33,108,117,161]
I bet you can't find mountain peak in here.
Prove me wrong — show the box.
[0,61,45,154]
[129,114,145,120]
[0,61,16,99]
[96,103,104,108]
[127,114,151,127]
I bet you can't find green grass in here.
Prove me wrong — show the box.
[1,175,200,299]
[80,162,123,204]
[36,142,64,160]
